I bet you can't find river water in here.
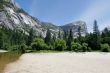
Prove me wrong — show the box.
[0,52,21,73]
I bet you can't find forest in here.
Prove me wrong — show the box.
[0,20,110,53]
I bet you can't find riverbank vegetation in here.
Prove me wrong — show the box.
[0,20,110,53]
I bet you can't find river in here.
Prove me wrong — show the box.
[0,52,21,73]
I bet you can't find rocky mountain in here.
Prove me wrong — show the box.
[0,0,88,37]
[107,26,110,30]
[61,21,88,37]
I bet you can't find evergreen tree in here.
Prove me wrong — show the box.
[51,33,56,48]
[0,29,4,49]
[102,27,109,38]
[78,26,82,43]
[63,30,67,41]
[101,28,110,46]
[0,0,3,3]
[27,28,34,46]
[93,20,101,50]
[58,29,61,38]
[39,33,43,38]
[45,29,51,45]
[67,29,73,50]
[52,33,56,42]
[69,29,73,41]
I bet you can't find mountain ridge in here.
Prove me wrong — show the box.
[0,0,88,37]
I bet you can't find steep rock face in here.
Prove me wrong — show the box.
[0,0,40,30]
[61,21,88,37]
[0,0,88,37]
[0,0,43,37]
[107,26,110,30]
[41,22,62,37]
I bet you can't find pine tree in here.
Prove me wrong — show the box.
[27,28,34,46]
[69,29,73,40]
[0,29,4,49]
[51,33,56,48]
[58,29,61,38]
[63,30,67,40]
[93,20,101,50]
[101,27,110,46]
[78,26,82,43]
[102,27,109,38]
[52,33,56,42]
[45,29,51,45]
[67,29,73,51]
[0,0,3,3]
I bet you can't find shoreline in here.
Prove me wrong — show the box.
[0,50,8,53]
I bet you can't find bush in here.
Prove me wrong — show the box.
[82,43,92,52]
[33,38,44,44]
[31,38,49,50]
[71,42,82,52]
[101,44,110,52]
[82,43,88,52]
[42,44,50,50]
[19,44,28,53]
[55,39,66,51]
[47,45,53,50]
[102,37,110,46]
[2,43,10,50]
[10,44,28,53]
[87,47,92,52]
[31,42,44,51]
[27,46,32,50]
[10,45,19,51]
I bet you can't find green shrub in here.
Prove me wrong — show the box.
[71,42,82,52]
[19,44,28,53]
[10,44,28,53]
[82,43,87,52]
[101,44,110,52]
[31,38,49,50]
[82,43,92,52]
[102,37,110,46]
[2,43,10,50]
[87,47,92,52]
[46,45,53,50]
[41,44,49,50]
[31,42,38,50]
[27,46,32,50]
[55,39,66,51]
[33,38,44,44]
[10,45,19,51]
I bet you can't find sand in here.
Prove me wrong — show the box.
[0,50,8,53]
[4,52,110,73]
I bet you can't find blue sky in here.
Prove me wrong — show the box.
[16,0,110,32]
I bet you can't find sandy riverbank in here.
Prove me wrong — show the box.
[0,50,8,53]
[4,52,110,73]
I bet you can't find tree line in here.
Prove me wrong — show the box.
[0,20,110,53]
